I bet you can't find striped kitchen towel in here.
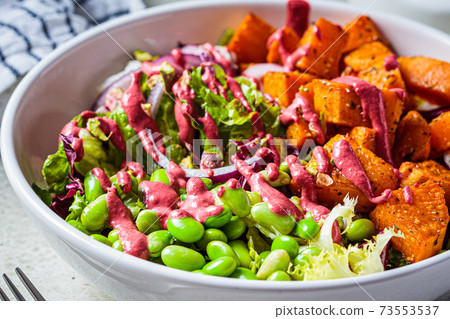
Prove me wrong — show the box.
[0,0,145,94]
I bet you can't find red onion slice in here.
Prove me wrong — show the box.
[148,81,165,119]
[243,63,289,79]
[444,150,450,169]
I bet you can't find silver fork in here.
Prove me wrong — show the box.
[0,267,45,301]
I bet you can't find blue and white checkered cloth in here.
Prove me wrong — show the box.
[0,0,145,94]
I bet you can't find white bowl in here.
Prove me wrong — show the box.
[2,0,450,300]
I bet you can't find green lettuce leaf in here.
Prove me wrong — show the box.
[65,191,88,222]
[32,183,53,206]
[42,145,71,194]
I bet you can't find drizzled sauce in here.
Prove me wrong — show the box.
[280,99,301,126]
[286,155,341,243]
[285,44,309,71]
[250,112,265,138]
[266,134,281,166]
[333,76,393,164]
[171,48,185,68]
[174,177,224,223]
[116,170,132,194]
[390,88,405,101]
[226,76,252,112]
[106,187,149,259]
[122,161,146,180]
[332,139,392,204]
[121,71,164,160]
[312,146,330,173]
[92,168,111,191]
[166,161,187,191]
[95,117,126,152]
[140,181,179,228]
[266,163,280,181]
[203,42,234,76]
[290,93,325,144]
[234,158,302,219]
[403,186,413,205]
[286,0,310,38]
[383,54,399,71]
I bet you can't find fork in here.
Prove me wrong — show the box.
[0,267,45,301]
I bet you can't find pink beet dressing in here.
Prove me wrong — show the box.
[234,158,302,219]
[312,146,330,173]
[286,0,310,38]
[166,161,187,191]
[383,54,399,71]
[226,76,253,112]
[92,168,111,191]
[140,181,179,228]
[121,71,164,160]
[333,76,393,164]
[122,161,146,180]
[171,48,185,68]
[286,155,341,243]
[332,139,392,204]
[174,177,224,223]
[107,187,149,260]
[95,117,126,152]
[116,170,132,194]
[266,163,280,181]
[203,42,234,76]
[403,186,413,205]
[290,93,325,144]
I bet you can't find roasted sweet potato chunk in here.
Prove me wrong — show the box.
[348,126,376,153]
[290,135,399,213]
[296,18,348,79]
[400,160,450,205]
[392,111,431,167]
[370,180,449,263]
[227,13,276,63]
[398,56,450,106]
[312,79,367,128]
[344,41,393,73]
[343,15,387,53]
[429,112,450,154]
[262,72,316,107]
[266,26,301,65]
[286,117,313,149]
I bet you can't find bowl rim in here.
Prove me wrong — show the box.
[2,0,450,294]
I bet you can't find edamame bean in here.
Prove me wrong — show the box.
[260,170,291,187]
[195,229,228,250]
[81,194,108,231]
[346,219,376,242]
[215,184,251,217]
[161,245,205,271]
[150,169,170,185]
[294,254,311,267]
[299,246,321,257]
[220,216,246,240]
[230,267,259,280]
[292,219,320,240]
[251,202,295,235]
[279,161,290,174]
[167,217,204,243]
[148,230,173,258]
[108,229,119,243]
[271,235,299,259]
[180,193,187,201]
[229,240,252,268]
[113,239,123,251]
[136,209,162,234]
[267,270,291,281]
[204,206,232,229]
[246,191,262,206]
[206,241,240,266]
[200,178,213,190]
[192,269,209,275]
[67,220,90,235]
[203,256,237,277]
[256,250,291,280]
[304,211,314,220]
[90,234,112,246]
[84,171,105,202]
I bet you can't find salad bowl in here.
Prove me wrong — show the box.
[1,0,450,300]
